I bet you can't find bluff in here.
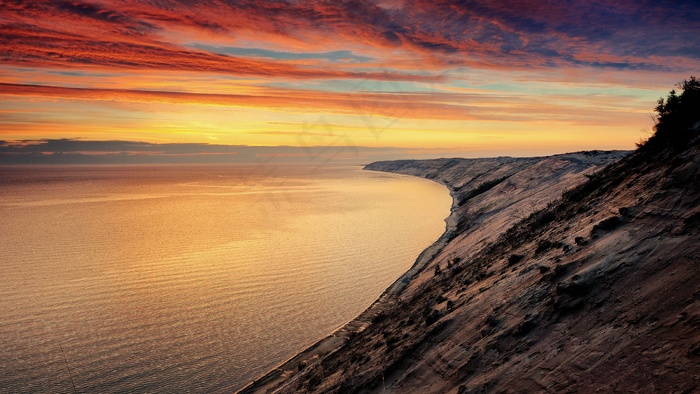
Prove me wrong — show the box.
[240,79,700,393]
[276,135,698,393]
[239,151,630,393]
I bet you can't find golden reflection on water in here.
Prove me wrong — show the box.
[0,164,451,393]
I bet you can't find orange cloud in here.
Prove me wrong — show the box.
[0,81,649,129]
[3,0,697,78]
[1,0,696,153]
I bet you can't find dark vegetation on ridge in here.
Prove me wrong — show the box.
[241,78,700,394]
[645,76,700,148]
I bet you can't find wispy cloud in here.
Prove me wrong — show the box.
[1,1,697,153]
[0,81,649,125]
[3,0,697,75]
[189,45,375,64]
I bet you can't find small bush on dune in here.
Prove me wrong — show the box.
[508,254,524,266]
[591,216,623,237]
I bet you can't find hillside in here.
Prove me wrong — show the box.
[239,151,629,393]
[349,138,698,393]
[278,140,698,393]
[240,79,700,393]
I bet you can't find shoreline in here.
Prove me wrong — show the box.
[236,151,630,393]
[236,169,457,394]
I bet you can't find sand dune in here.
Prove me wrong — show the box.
[247,130,699,393]
[238,150,640,393]
[244,124,700,392]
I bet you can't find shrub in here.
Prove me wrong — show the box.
[508,254,525,266]
[425,309,443,326]
[591,216,622,235]
[484,313,501,327]
[535,239,553,255]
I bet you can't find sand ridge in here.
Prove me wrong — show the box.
[238,150,632,393]
[262,134,699,393]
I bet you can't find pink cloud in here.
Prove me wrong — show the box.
[3,0,696,79]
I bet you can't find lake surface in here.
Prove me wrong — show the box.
[0,164,450,393]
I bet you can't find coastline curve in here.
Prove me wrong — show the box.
[236,168,456,394]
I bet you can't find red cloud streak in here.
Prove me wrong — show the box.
[0,82,645,126]
[2,0,697,78]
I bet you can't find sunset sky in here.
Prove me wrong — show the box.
[1,0,699,161]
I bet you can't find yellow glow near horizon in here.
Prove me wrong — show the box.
[0,89,650,155]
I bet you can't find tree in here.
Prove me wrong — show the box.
[651,76,700,145]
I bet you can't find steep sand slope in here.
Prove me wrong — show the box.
[238,150,627,393]
[268,134,699,393]
[364,152,628,296]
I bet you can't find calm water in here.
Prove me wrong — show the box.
[0,164,450,393]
